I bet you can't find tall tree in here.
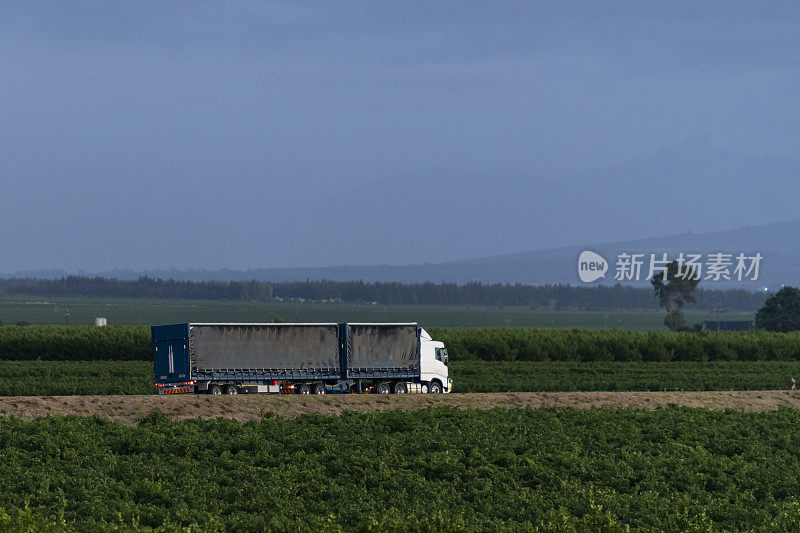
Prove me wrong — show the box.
[651,260,700,330]
[755,286,800,332]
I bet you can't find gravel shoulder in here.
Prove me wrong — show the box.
[1,391,799,425]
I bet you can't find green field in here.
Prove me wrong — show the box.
[0,361,153,395]
[432,328,800,362]
[0,295,754,330]
[7,326,800,364]
[2,360,798,396]
[2,407,800,531]
[3,326,800,396]
[454,360,800,392]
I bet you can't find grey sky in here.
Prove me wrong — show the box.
[1,2,799,273]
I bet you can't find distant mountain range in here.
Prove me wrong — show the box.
[7,220,798,290]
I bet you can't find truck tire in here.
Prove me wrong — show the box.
[393,382,407,394]
[225,385,238,395]
[297,383,312,395]
[429,381,442,394]
[313,383,326,395]
[421,383,429,394]
[376,382,391,394]
[209,384,223,395]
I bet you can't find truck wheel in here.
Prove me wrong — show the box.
[421,383,429,394]
[225,385,238,395]
[313,383,326,395]
[429,381,442,394]
[393,382,407,394]
[376,382,391,394]
[297,383,311,395]
[209,384,223,395]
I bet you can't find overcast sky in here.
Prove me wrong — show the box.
[1,2,799,273]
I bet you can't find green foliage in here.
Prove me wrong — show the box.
[0,326,150,361]
[0,361,153,395]
[3,326,800,395]
[2,408,800,531]
[756,286,800,332]
[652,260,700,331]
[451,361,800,392]
[3,360,800,395]
[4,325,800,366]
[431,328,800,363]
[651,261,700,308]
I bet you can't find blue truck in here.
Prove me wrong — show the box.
[152,322,452,394]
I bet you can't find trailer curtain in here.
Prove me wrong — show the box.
[349,324,419,369]
[190,325,339,370]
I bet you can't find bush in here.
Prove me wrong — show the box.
[639,335,671,362]
[0,326,151,361]
[431,328,800,363]
[5,325,800,365]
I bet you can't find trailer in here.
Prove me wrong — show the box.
[152,322,451,394]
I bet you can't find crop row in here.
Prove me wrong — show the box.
[3,325,800,364]
[0,361,153,395]
[454,360,800,392]
[2,407,800,531]
[2,360,799,395]
[431,327,800,362]
[0,326,151,361]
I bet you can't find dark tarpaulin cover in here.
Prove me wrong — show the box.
[191,324,339,370]
[349,324,419,369]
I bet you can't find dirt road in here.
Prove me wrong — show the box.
[1,391,799,425]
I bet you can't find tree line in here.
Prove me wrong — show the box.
[0,276,273,302]
[0,276,767,311]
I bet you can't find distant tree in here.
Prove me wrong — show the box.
[755,286,800,332]
[651,260,700,331]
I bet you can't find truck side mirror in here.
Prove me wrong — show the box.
[444,353,449,363]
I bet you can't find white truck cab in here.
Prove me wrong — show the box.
[419,328,452,393]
